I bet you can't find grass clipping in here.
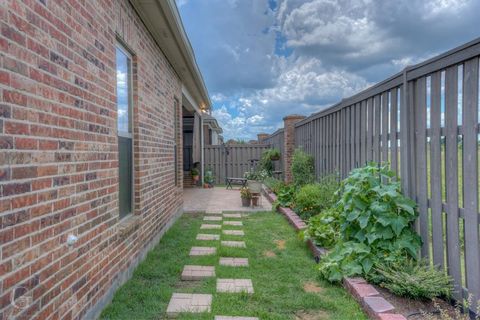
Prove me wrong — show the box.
[372,260,453,300]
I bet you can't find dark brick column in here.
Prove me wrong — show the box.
[283,114,305,183]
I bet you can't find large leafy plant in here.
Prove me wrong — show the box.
[274,184,296,208]
[302,208,340,248]
[319,163,421,282]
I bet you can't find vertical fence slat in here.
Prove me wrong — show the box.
[445,65,462,300]
[462,58,480,305]
[367,98,373,162]
[373,95,381,163]
[415,76,430,258]
[355,104,361,168]
[390,88,398,176]
[430,71,444,268]
[382,92,389,164]
[360,101,367,166]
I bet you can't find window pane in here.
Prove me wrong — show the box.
[116,47,130,134]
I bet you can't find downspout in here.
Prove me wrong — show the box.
[200,114,204,185]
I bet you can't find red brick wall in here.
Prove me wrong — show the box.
[0,0,183,319]
[283,115,305,183]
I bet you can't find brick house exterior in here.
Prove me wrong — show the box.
[0,0,210,319]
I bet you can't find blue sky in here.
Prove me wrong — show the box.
[177,0,480,141]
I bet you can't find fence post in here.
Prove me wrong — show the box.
[283,114,305,183]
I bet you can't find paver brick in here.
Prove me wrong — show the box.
[197,234,220,241]
[204,216,222,221]
[201,224,222,230]
[181,265,215,280]
[222,230,244,236]
[378,314,408,320]
[189,246,217,256]
[219,257,249,267]
[221,241,246,248]
[223,214,242,218]
[364,296,395,314]
[166,293,212,316]
[217,279,254,293]
[223,221,243,226]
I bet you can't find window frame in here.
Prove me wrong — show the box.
[116,40,135,219]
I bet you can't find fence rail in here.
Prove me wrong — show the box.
[267,37,480,308]
[204,144,270,184]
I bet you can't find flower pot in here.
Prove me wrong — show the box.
[192,175,199,183]
[241,197,251,207]
[247,180,262,193]
[251,196,259,207]
[270,155,280,161]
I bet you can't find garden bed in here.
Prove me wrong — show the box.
[262,184,462,320]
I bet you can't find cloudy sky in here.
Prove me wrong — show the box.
[177,0,479,141]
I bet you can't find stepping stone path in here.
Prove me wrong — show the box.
[197,234,220,241]
[221,240,246,248]
[217,279,254,293]
[219,257,249,267]
[167,212,255,318]
[223,221,243,226]
[189,246,216,256]
[166,293,212,315]
[215,317,259,320]
[204,216,222,221]
[181,265,215,280]
[201,224,222,230]
[223,230,244,236]
[223,213,242,218]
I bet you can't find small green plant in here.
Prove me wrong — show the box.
[369,259,453,300]
[294,175,340,219]
[319,163,422,282]
[422,295,480,320]
[291,148,315,187]
[302,208,340,248]
[274,184,296,208]
[240,187,252,199]
[191,168,199,176]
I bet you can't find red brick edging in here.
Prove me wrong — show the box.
[262,185,407,320]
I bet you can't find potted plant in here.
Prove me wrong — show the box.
[191,168,200,184]
[204,170,214,188]
[267,148,281,161]
[244,169,267,194]
[240,187,252,207]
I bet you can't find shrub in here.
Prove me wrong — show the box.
[294,175,340,219]
[240,187,252,199]
[259,148,281,175]
[244,169,268,181]
[318,163,422,282]
[291,149,315,186]
[302,208,340,248]
[368,259,453,300]
[204,170,214,185]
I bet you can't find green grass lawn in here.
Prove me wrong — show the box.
[100,211,367,319]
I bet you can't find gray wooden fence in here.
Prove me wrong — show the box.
[204,144,270,184]
[268,37,480,308]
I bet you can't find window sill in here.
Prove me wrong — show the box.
[117,214,141,239]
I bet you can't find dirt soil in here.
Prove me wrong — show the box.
[274,239,286,250]
[303,282,323,294]
[373,285,461,319]
[294,310,329,320]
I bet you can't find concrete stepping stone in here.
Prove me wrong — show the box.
[206,210,223,214]
[221,241,246,248]
[197,234,220,241]
[223,213,242,218]
[219,257,249,267]
[217,279,254,293]
[215,317,258,320]
[181,265,215,280]
[201,224,221,230]
[166,293,212,316]
[204,216,222,221]
[189,246,216,256]
[222,230,244,236]
[223,221,243,226]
